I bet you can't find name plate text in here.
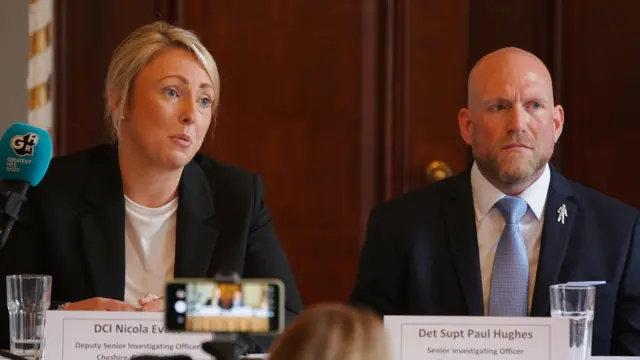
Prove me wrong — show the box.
[384,316,569,360]
[44,310,213,360]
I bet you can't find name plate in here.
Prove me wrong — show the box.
[384,316,569,360]
[43,310,213,360]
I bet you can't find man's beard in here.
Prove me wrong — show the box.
[474,139,551,185]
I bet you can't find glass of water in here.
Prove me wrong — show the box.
[550,284,595,360]
[6,274,52,359]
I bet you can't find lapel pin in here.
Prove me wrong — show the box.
[557,204,568,224]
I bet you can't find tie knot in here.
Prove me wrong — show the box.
[495,196,528,225]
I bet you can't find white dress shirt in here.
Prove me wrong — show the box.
[470,162,550,315]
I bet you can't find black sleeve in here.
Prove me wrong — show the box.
[239,174,303,353]
[350,204,408,316]
[611,214,640,355]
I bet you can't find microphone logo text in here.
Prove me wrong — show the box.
[10,133,39,157]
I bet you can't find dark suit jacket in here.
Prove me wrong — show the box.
[0,144,303,352]
[351,167,640,356]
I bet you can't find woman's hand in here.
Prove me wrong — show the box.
[62,297,137,311]
[137,293,164,312]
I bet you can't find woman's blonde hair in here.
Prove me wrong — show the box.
[104,21,220,140]
[268,303,391,360]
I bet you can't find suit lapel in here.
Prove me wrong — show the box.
[444,170,485,315]
[530,168,577,316]
[174,159,219,277]
[79,146,126,300]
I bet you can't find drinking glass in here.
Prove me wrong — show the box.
[550,284,595,360]
[6,274,52,359]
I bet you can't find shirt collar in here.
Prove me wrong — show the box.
[470,161,550,221]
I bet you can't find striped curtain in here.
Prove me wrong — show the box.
[27,0,54,146]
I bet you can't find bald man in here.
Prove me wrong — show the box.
[350,47,640,356]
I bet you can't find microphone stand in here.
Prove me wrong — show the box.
[201,333,247,360]
[0,181,28,249]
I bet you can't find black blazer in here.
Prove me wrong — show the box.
[0,144,303,352]
[351,167,640,356]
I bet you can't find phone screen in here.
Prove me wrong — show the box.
[165,278,284,334]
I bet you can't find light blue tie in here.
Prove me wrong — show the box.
[488,196,529,317]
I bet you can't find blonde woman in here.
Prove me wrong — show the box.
[268,303,391,360]
[0,22,302,352]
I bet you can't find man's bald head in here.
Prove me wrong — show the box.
[467,47,554,108]
[458,46,564,195]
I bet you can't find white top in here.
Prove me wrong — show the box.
[470,162,551,315]
[123,195,178,307]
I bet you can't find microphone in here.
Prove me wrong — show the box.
[0,123,52,249]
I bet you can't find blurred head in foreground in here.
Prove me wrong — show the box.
[268,303,391,360]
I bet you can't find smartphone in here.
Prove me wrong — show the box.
[165,278,285,335]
